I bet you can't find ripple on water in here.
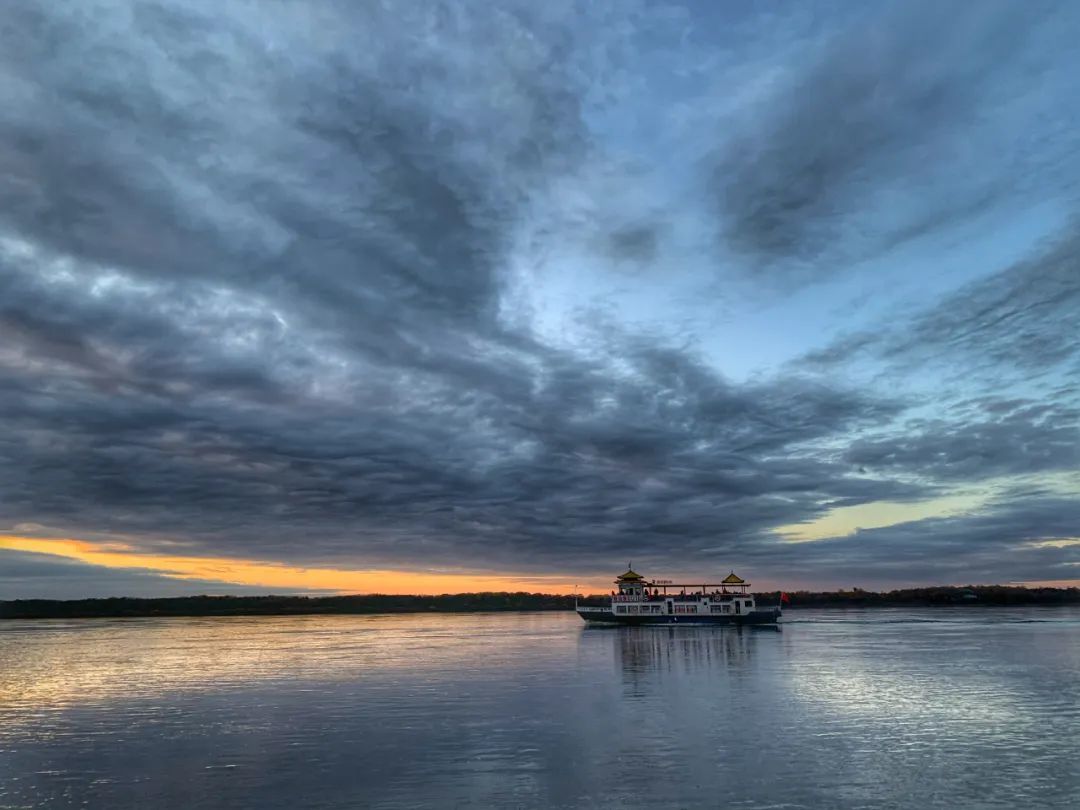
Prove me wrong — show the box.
[1,608,1078,809]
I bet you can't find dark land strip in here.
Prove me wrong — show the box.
[2,586,1078,619]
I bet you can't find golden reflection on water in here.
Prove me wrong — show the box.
[0,613,576,720]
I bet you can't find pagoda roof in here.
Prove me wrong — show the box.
[616,568,645,581]
[721,571,746,584]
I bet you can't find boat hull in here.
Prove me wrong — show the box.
[576,607,780,625]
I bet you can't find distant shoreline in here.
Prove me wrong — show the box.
[2,585,1078,619]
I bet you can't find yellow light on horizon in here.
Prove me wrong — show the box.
[1026,537,1080,549]
[776,493,986,543]
[776,472,1080,544]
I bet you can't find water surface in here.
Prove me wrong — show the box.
[2,608,1078,808]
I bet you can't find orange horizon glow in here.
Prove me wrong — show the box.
[0,535,612,596]
[3,535,1077,596]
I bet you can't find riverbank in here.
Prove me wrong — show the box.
[3,585,1078,619]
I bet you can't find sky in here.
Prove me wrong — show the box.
[1,0,1078,598]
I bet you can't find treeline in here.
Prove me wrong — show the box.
[2,586,1078,619]
[0,592,608,620]
[776,585,1080,607]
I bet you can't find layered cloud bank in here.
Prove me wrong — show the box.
[1,1,1078,596]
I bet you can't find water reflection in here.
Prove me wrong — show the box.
[0,613,572,722]
[1,610,1078,809]
[609,625,776,692]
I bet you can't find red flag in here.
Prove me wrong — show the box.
[780,592,791,604]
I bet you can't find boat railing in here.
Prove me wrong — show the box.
[612,593,750,604]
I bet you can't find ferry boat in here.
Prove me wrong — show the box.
[576,567,783,625]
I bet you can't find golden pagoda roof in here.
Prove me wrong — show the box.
[616,568,645,581]
[721,571,745,584]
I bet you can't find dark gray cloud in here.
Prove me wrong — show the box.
[803,226,1080,378]
[606,224,662,265]
[0,1,1077,593]
[714,0,1080,278]
[843,399,1080,483]
[0,304,913,573]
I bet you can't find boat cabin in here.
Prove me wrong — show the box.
[610,567,758,617]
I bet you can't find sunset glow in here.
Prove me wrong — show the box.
[0,536,607,596]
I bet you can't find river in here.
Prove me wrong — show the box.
[1,608,1078,808]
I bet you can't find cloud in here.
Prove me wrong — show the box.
[713,0,1080,279]
[843,399,1080,483]
[0,298,912,573]
[0,1,915,578]
[803,226,1080,379]
[0,1,1078,592]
